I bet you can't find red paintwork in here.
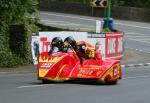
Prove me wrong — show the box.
[38,43,122,83]
[38,52,122,82]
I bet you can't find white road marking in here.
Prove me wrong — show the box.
[132,38,150,40]
[40,19,94,28]
[115,22,150,30]
[17,84,56,89]
[123,75,150,80]
[0,73,34,77]
[129,38,150,44]
[125,32,142,34]
[125,32,145,36]
[44,22,78,26]
[126,47,150,54]
[41,20,72,23]
[126,36,150,37]
[17,75,150,88]
[41,20,79,26]
[41,11,150,30]
[0,72,9,74]
[41,12,96,21]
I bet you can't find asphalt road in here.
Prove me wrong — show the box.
[0,11,150,103]
[0,66,150,103]
[40,11,150,53]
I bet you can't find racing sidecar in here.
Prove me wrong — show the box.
[37,49,122,84]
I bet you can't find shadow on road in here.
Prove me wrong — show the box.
[31,79,121,86]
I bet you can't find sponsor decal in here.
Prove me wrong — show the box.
[31,32,124,65]
[118,37,123,53]
[40,37,51,53]
[79,69,95,75]
[40,63,52,68]
[105,32,124,58]
[107,37,116,54]
[78,67,104,77]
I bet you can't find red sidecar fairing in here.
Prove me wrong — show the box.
[38,51,122,83]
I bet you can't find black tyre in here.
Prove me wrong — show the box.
[42,79,50,84]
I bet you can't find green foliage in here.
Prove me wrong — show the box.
[59,0,83,3]
[0,50,25,67]
[112,0,150,8]
[52,0,150,8]
[101,28,111,33]
[0,0,39,67]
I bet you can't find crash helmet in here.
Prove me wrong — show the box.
[64,36,77,50]
[51,37,63,49]
[77,43,86,54]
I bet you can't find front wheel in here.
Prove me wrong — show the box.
[105,79,118,85]
[42,79,52,84]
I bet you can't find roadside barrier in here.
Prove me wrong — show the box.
[31,31,124,65]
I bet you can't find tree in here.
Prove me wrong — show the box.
[0,0,39,67]
[112,0,150,8]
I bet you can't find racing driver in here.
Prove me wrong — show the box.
[64,36,102,64]
[48,37,64,55]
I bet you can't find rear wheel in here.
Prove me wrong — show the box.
[104,76,118,85]
[42,79,52,84]
[105,79,118,85]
